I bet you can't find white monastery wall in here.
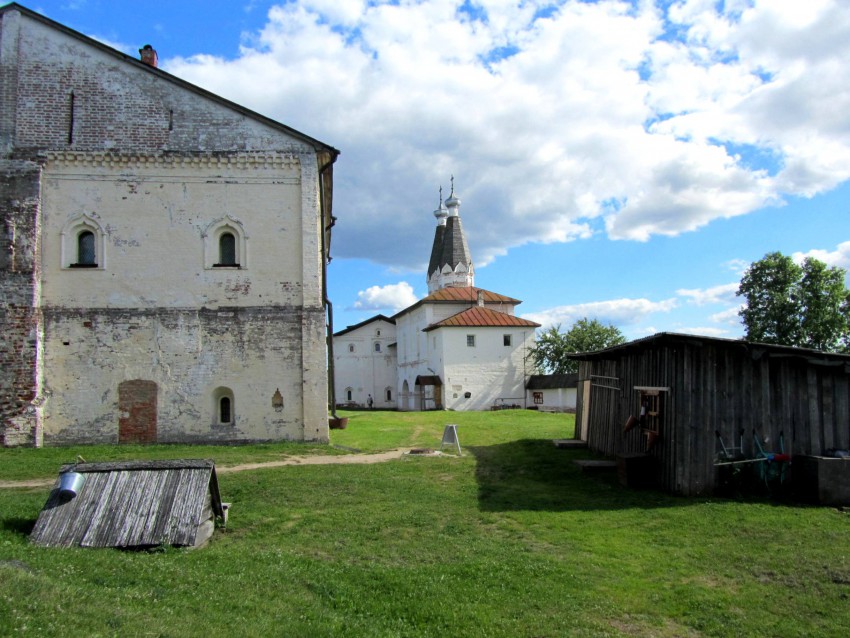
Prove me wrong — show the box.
[440,327,535,411]
[334,320,397,408]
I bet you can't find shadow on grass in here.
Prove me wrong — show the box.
[1,516,36,536]
[470,439,683,512]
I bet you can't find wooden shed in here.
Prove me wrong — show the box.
[30,459,227,548]
[572,333,850,496]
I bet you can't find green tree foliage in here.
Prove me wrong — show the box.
[737,251,850,352]
[529,318,626,374]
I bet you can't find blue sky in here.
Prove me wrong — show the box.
[12,0,850,340]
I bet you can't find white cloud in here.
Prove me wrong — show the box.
[725,258,750,276]
[676,282,739,306]
[352,282,418,312]
[521,297,678,330]
[162,0,850,269]
[792,241,850,270]
[709,306,743,325]
[678,326,734,338]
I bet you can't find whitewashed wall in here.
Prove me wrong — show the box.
[334,319,397,408]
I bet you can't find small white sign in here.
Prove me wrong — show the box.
[440,424,461,455]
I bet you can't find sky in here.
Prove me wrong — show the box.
[10,0,850,340]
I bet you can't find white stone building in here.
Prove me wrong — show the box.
[332,315,397,409]
[333,187,539,411]
[1,4,338,446]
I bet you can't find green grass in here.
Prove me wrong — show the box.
[1,410,849,637]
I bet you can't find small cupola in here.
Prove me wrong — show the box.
[139,44,158,68]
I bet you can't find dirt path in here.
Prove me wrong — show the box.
[0,448,416,490]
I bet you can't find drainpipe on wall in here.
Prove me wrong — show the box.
[318,152,339,419]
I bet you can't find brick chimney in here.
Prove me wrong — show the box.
[139,44,158,68]
[477,290,484,307]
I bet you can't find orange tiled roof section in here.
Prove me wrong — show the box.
[424,306,541,331]
[420,287,520,304]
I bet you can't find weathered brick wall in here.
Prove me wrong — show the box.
[10,16,313,155]
[1,160,41,446]
[0,7,332,446]
[42,307,323,445]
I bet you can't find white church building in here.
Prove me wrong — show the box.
[333,187,540,412]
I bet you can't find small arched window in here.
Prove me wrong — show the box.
[77,230,96,266]
[218,232,237,267]
[204,216,248,270]
[345,387,353,401]
[386,388,392,401]
[349,344,355,353]
[213,386,235,425]
[374,342,381,352]
[63,214,105,269]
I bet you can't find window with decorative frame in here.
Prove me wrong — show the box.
[203,215,248,269]
[62,213,106,269]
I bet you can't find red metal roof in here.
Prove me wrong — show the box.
[419,287,520,304]
[424,306,541,331]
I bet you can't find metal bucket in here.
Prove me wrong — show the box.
[59,471,86,499]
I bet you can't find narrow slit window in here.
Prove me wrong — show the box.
[219,396,232,424]
[77,230,96,266]
[218,232,237,266]
[68,91,75,144]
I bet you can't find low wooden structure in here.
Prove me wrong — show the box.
[30,459,227,548]
[526,373,578,412]
[572,333,850,496]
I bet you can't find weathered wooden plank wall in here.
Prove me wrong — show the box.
[30,460,223,548]
[576,336,850,496]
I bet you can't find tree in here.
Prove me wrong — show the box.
[529,318,626,374]
[736,252,850,352]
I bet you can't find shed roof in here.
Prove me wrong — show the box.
[569,332,850,369]
[526,373,579,390]
[30,459,225,549]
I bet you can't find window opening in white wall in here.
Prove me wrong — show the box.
[375,342,381,352]
[203,216,248,270]
[213,387,235,425]
[77,230,96,266]
[503,334,512,346]
[467,335,476,347]
[218,232,237,266]
[63,213,105,270]
[219,396,232,424]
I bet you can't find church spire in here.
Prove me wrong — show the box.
[427,178,474,292]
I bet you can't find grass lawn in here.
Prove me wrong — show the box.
[1,410,848,637]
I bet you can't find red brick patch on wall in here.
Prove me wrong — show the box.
[118,380,158,444]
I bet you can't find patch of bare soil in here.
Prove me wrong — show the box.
[0,449,416,489]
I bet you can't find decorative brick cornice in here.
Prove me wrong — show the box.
[43,151,301,170]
